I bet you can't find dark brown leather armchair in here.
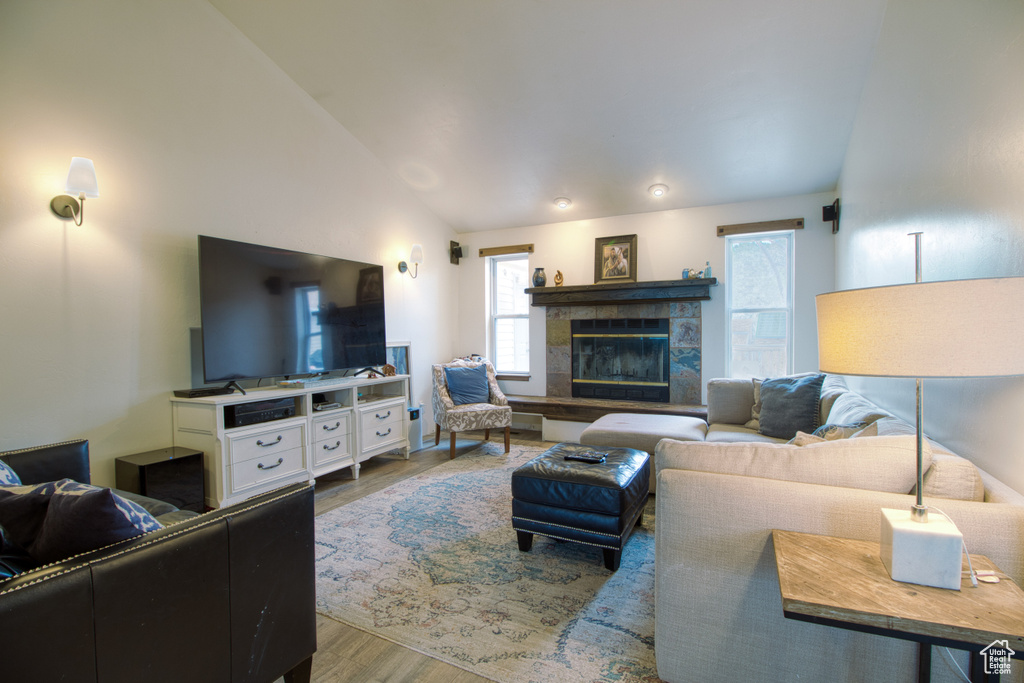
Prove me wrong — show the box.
[0,440,316,682]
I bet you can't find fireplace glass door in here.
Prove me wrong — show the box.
[571,319,670,402]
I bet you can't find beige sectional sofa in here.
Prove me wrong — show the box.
[653,376,1024,682]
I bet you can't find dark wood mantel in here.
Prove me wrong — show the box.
[525,278,717,307]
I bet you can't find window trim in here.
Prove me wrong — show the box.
[725,231,795,378]
[488,253,531,376]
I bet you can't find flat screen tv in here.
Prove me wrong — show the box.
[198,235,386,383]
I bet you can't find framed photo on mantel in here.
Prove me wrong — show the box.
[594,234,638,284]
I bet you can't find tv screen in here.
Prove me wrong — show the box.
[198,236,386,383]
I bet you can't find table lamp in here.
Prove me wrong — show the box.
[816,243,1024,589]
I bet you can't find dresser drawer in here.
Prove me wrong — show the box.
[229,446,305,493]
[358,400,403,427]
[312,437,353,468]
[358,398,405,452]
[313,434,353,468]
[228,422,305,465]
[360,422,403,452]
[312,411,353,468]
[312,411,351,442]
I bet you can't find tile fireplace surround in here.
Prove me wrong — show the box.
[545,302,702,404]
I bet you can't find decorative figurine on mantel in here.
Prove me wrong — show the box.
[554,270,564,286]
[682,265,711,279]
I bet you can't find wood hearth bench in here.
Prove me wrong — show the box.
[504,395,706,423]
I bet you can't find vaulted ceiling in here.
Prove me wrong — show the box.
[210,0,887,232]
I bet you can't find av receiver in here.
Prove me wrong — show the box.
[224,398,296,428]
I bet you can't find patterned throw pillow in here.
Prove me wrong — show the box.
[851,422,879,438]
[744,378,764,430]
[0,460,20,486]
[787,431,827,446]
[30,480,163,563]
[0,479,163,564]
[812,422,869,441]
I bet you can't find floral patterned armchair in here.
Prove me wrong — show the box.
[431,359,512,459]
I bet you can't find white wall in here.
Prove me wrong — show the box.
[836,0,1024,494]
[456,192,837,401]
[0,0,456,485]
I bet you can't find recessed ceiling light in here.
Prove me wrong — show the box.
[554,197,572,209]
[649,184,669,198]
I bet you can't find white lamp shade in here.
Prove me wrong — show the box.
[816,277,1024,378]
[410,244,423,265]
[65,157,99,198]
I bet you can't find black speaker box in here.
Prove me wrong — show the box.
[115,447,205,512]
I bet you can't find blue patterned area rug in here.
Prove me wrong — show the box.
[314,442,658,683]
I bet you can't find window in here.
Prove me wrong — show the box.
[489,255,530,374]
[726,231,794,379]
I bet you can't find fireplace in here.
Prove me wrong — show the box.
[571,318,670,402]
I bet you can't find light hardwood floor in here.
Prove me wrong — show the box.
[307,427,551,683]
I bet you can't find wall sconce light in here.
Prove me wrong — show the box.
[398,244,423,278]
[50,157,99,226]
[649,184,669,198]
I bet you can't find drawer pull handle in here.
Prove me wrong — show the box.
[258,458,284,470]
[322,421,342,432]
[375,410,391,420]
[323,441,342,451]
[256,435,283,447]
[376,428,392,437]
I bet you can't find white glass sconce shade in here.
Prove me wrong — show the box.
[399,244,424,278]
[66,157,99,197]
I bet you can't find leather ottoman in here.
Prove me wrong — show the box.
[511,442,650,571]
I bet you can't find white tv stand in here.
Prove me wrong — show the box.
[171,375,410,508]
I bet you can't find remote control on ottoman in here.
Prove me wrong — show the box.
[510,442,649,571]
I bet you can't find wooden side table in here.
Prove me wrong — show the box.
[773,529,1024,682]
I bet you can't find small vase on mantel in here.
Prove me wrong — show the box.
[532,267,547,287]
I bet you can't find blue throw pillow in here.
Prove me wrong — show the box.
[758,373,827,440]
[444,364,490,405]
[0,460,20,486]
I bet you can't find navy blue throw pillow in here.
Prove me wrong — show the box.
[445,364,490,405]
[0,524,38,578]
[0,479,163,565]
[30,482,163,563]
[0,480,60,549]
[758,373,826,440]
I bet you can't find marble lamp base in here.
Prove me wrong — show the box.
[880,507,964,590]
